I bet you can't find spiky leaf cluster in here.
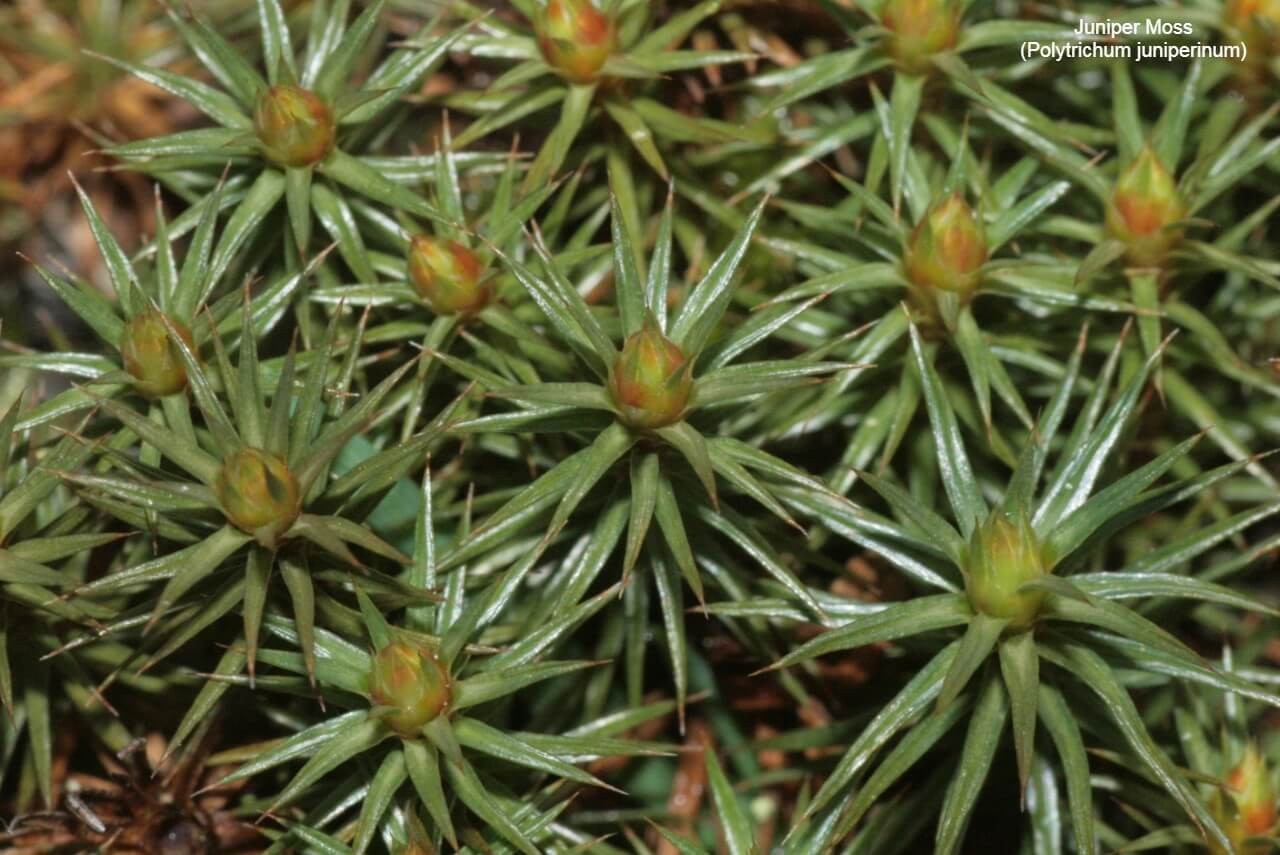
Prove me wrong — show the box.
[3,0,1280,852]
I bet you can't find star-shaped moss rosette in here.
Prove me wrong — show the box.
[743,324,1280,852]
[740,0,1073,204]
[983,60,1280,475]
[98,0,463,285]
[309,126,587,380]
[210,551,671,855]
[1098,648,1280,854]
[1209,747,1280,855]
[63,305,420,685]
[759,138,1107,470]
[426,183,849,720]
[3,180,313,434]
[441,0,767,188]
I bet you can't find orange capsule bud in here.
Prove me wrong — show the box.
[253,85,335,168]
[881,0,962,74]
[368,641,452,738]
[965,512,1048,633]
[120,311,194,399]
[536,0,616,84]
[1227,745,1278,836]
[406,235,490,315]
[608,320,693,430]
[1105,146,1186,267]
[904,193,987,305]
[1226,0,1280,55]
[215,447,300,546]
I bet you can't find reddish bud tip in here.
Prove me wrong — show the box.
[368,641,452,738]
[1106,146,1186,267]
[120,311,193,399]
[1228,745,1278,836]
[215,447,300,546]
[904,193,987,305]
[406,235,490,316]
[1227,0,1280,55]
[881,0,962,74]
[536,0,616,84]
[609,320,693,430]
[965,511,1048,633]
[253,85,335,168]
[1211,743,1279,854]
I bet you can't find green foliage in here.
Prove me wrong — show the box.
[4,0,1280,852]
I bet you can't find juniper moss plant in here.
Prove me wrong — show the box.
[434,178,847,719]
[445,0,768,187]
[103,0,463,282]
[210,501,671,855]
[764,135,1086,465]
[986,55,1280,477]
[757,323,1280,852]
[1105,647,1280,855]
[2,178,312,432]
[67,304,420,685]
[6,0,1280,852]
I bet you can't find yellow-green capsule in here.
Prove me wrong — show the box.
[120,311,194,399]
[253,84,335,168]
[215,447,300,546]
[1229,745,1278,836]
[608,320,693,430]
[368,641,452,738]
[1227,0,1280,57]
[904,193,987,305]
[881,0,962,75]
[965,511,1048,633]
[1105,146,1186,267]
[406,235,490,316]
[1210,744,1279,855]
[536,0,616,84]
